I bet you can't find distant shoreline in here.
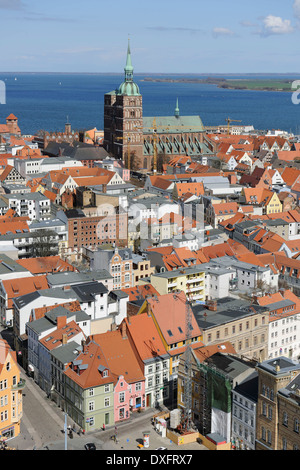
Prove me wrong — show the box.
[141,76,297,92]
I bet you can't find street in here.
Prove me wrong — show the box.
[0,326,207,452]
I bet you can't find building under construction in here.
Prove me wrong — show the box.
[177,346,257,442]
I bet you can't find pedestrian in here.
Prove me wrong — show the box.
[102,423,105,431]
[115,426,117,435]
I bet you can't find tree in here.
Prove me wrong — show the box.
[124,150,139,172]
[30,230,59,257]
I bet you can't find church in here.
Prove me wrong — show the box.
[103,41,215,172]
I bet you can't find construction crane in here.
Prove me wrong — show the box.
[115,135,132,172]
[226,117,242,136]
[173,292,193,433]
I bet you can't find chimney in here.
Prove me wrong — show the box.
[147,301,152,317]
[207,300,217,311]
[121,321,127,340]
[82,339,87,353]
[57,315,67,329]
[62,333,68,345]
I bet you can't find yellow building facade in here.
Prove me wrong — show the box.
[265,192,282,214]
[0,339,24,441]
[139,267,205,303]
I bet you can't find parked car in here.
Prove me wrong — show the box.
[84,443,96,450]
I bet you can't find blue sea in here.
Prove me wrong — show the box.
[1,72,300,135]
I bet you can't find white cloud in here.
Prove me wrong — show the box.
[261,15,294,36]
[212,27,235,38]
[294,0,300,19]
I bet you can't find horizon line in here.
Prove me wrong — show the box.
[1,71,300,76]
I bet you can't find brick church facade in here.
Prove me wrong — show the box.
[103,41,214,172]
[103,41,144,170]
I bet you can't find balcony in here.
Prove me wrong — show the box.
[187,275,205,283]
[12,378,26,391]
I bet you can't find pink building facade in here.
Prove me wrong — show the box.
[114,375,145,422]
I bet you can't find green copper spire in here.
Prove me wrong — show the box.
[175,97,180,117]
[118,39,140,96]
[124,39,133,79]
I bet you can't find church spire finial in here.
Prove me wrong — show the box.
[125,37,133,80]
[175,97,180,117]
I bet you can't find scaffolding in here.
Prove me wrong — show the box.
[173,292,193,432]
[196,361,232,436]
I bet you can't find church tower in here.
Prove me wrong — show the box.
[103,40,144,170]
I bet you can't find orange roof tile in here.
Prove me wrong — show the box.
[0,219,29,235]
[212,201,239,216]
[146,291,202,344]
[40,320,83,351]
[16,256,76,275]
[121,284,160,301]
[2,275,49,309]
[6,113,18,120]
[64,340,112,389]
[124,313,168,360]
[193,342,237,363]
[92,329,145,385]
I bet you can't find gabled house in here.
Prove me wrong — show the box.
[122,313,170,408]
[0,165,25,185]
[91,326,145,422]
[206,201,239,228]
[0,338,24,441]
[241,187,282,215]
[138,291,203,401]
[64,339,115,432]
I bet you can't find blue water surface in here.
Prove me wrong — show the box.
[0,73,300,135]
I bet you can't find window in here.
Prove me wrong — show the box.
[135,382,141,391]
[0,410,8,422]
[294,418,299,433]
[268,406,272,420]
[267,430,272,445]
[104,397,110,407]
[88,401,95,412]
[119,392,125,403]
[0,380,7,390]
[283,412,288,427]
[282,437,287,450]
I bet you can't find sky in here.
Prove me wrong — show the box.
[1,0,300,73]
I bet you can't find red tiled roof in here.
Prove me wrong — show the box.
[122,284,160,301]
[91,329,145,385]
[16,256,76,275]
[124,313,168,360]
[2,275,49,309]
[146,291,202,344]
